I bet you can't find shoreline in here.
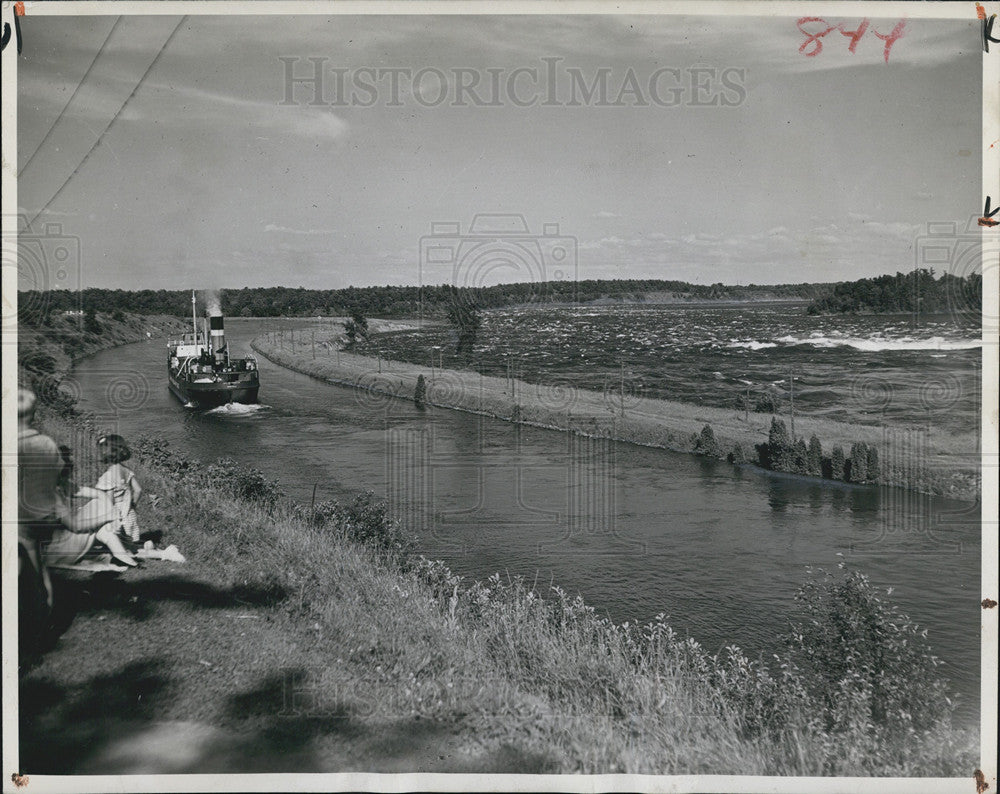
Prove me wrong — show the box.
[251,324,979,502]
[15,320,979,776]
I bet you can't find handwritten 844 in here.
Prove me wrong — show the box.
[797,18,907,63]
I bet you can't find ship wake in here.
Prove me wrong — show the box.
[205,402,270,416]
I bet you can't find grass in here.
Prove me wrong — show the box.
[252,326,980,502]
[19,409,978,776]
[16,316,978,776]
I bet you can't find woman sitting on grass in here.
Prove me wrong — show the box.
[43,445,139,570]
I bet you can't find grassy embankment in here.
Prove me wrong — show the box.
[251,322,979,501]
[22,408,977,776]
[17,314,977,776]
[17,311,189,409]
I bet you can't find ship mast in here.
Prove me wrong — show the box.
[191,290,198,340]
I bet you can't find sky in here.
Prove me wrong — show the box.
[16,11,983,291]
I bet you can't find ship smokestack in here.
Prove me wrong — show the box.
[209,315,226,364]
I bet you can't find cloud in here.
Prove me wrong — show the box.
[264,224,339,235]
[136,81,350,142]
[17,67,349,145]
[575,214,926,279]
[594,210,620,218]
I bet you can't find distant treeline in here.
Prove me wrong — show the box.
[19,269,980,321]
[805,269,981,315]
[18,279,822,322]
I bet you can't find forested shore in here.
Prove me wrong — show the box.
[17,268,981,321]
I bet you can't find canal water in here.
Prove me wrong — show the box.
[66,318,982,725]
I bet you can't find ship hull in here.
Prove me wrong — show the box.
[168,372,259,407]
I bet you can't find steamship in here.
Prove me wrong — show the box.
[167,292,260,407]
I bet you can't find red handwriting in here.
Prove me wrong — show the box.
[797,18,906,63]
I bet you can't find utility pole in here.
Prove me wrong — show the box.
[789,368,795,440]
[620,359,626,418]
[312,330,315,359]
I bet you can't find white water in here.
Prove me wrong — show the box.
[204,402,271,416]
[774,334,980,351]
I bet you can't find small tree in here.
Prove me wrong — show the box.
[806,435,823,477]
[849,442,868,483]
[446,291,481,356]
[83,306,102,335]
[414,374,427,408]
[831,446,846,481]
[344,310,369,347]
[793,438,809,475]
[695,424,719,457]
[866,444,880,484]
[767,417,794,472]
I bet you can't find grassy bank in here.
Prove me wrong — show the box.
[17,311,189,412]
[21,409,977,776]
[16,318,977,776]
[251,325,979,501]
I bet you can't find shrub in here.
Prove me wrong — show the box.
[754,393,778,413]
[328,491,414,563]
[780,566,954,753]
[205,458,285,509]
[694,424,719,457]
[134,436,284,510]
[19,349,58,376]
[728,444,748,464]
[27,372,78,416]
